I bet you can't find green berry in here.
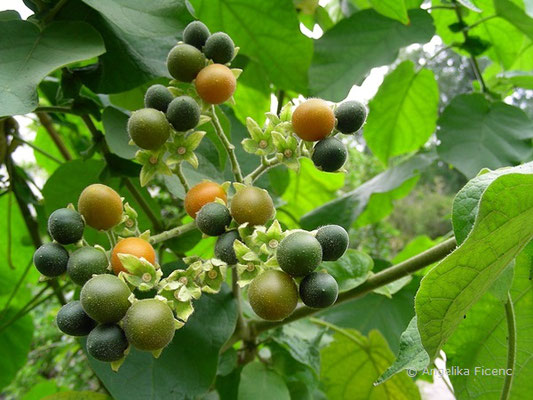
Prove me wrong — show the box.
[315,225,349,261]
[144,84,174,112]
[248,270,298,321]
[167,43,206,82]
[183,21,211,50]
[56,301,96,336]
[204,32,235,64]
[335,101,367,134]
[87,324,128,362]
[67,246,109,286]
[128,108,171,150]
[312,137,347,172]
[215,230,241,265]
[166,96,200,132]
[299,272,338,308]
[277,231,322,277]
[196,202,232,236]
[80,275,131,323]
[33,243,69,277]
[48,208,85,245]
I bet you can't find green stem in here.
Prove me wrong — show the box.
[174,163,190,192]
[36,112,72,161]
[245,157,279,183]
[122,178,162,232]
[149,221,197,244]
[309,317,366,347]
[209,106,243,182]
[12,134,63,164]
[34,106,73,114]
[250,237,457,334]
[500,292,516,400]
[43,0,70,23]
[467,14,497,31]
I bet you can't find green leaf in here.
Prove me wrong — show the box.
[365,61,438,165]
[309,9,434,101]
[457,0,482,12]
[0,312,34,391]
[189,0,313,94]
[415,162,533,361]
[301,152,436,230]
[437,93,533,178]
[376,317,429,384]
[369,0,409,24]
[445,243,533,399]
[0,20,105,116]
[102,107,138,159]
[42,392,111,400]
[320,327,421,399]
[232,61,271,126]
[238,361,291,400]
[322,249,373,292]
[393,235,437,264]
[61,0,191,93]
[494,0,533,41]
[87,286,237,399]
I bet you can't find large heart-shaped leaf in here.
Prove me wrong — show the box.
[0,20,104,116]
[0,312,33,391]
[364,61,439,165]
[86,286,237,400]
[309,9,434,101]
[300,152,436,229]
[415,162,533,361]
[189,0,313,94]
[437,93,533,178]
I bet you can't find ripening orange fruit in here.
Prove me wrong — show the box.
[291,98,335,142]
[195,64,236,104]
[184,181,227,218]
[111,237,156,274]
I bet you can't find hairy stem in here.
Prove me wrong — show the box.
[250,237,457,335]
[149,221,197,244]
[245,157,279,183]
[209,106,243,182]
[36,112,72,161]
[500,292,516,400]
[174,163,190,192]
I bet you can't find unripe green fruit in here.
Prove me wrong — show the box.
[312,137,347,172]
[230,186,274,226]
[299,272,338,308]
[80,275,131,323]
[33,243,69,277]
[315,225,349,261]
[56,301,96,336]
[183,20,211,50]
[87,324,128,362]
[123,299,175,351]
[335,100,367,134]
[277,232,322,277]
[167,43,206,82]
[215,230,241,265]
[128,108,171,150]
[144,84,174,112]
[166,96,200,132]
[196,202,232,236]
[48,208,85,245]
[67,246,109,286]
[204,32,235,64]
[248,270,298,321]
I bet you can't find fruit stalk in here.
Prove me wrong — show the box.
[208,106,243,182]
[250,237,457,334]
[174,163,190,192]
[245,157,279,183]
[149,221,197,244]
[500,292,516,400]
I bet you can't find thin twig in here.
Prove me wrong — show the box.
[149,221,197,244]
[122,178,162,232]
[309,317,366,347]
[43,0,70,23]
[174,163,190,192]
[12,134,63,164]
[500,292,516,400]
[209,106,243,182]
[244,157,280,183]
[36,112,72,161]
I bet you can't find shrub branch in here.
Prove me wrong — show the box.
[209,106,243,182]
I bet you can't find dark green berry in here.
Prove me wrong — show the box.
[215,230,241,264]
[203,32,235,64]
[277,232,322,277]
[33,243,69,277]
[87,324,129,362]
[167,43,206,82]
[144,84,174,112]
[183,21,211,50]
[56,301,96,336]
[312,137,347,172]
[166,96,200,132]
[196,202,232,236]
[316,225,349,261]
[299,272,338,308]
[335,101,367,134]
[48,208,85,245]
[67,246,109,286]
